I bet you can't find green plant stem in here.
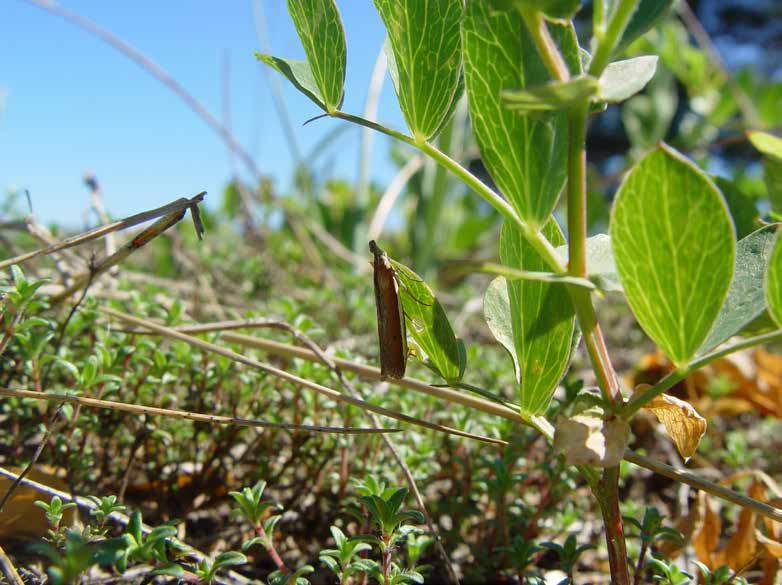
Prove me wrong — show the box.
[520,9,570,81]
[632,541,647,585]
[623,329,782,416]
[567,105,589,278]
[593,0,607,39]
[588,0,641,77]
[331,110,566,274]
[448,261,596,289]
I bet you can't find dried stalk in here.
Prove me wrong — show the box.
[0,387,397,435]
[0,194,205,271]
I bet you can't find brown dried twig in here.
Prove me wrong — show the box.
[0,193,205,271]
[99,307,505,446]
[0,387,397,435]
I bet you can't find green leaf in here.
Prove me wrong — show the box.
[255,54,327,111]
[766,231,782,327]
[286,0,346,112]
[374,0,463,140]
[502,76,598,113]
[748,131,782,158]
[152,564,184,578]
[748,131,782,217]
[462,3,581,227]
[714,177,759,239]
[610,143,735,366]
[213,551,247,569]
[598,56,658,103]
[484,277,520,384]
[701,226,777,352]
[554,233,623,292]
[763,159,782,217]
[497,220,576,414]
[385,257,465,383]
[515,0,582,20]
[617,0,675,50]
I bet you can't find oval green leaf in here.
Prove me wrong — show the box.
[497,220,576,414]
[255,54,327,111]
[287,0,346,112]
[765,231,782,327]
[598,56,658,103]
[484,276,520,383]
[386,257,465,383]
[748,131,782,217]
[610,143,735,366]
[374,0,463,141]
[617,0,675,51]
[462,2,580,227]
[701,225,777,352]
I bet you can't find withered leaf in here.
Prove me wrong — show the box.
[644,393,707,459]
[693,492,721,569]
[553,414,630,467]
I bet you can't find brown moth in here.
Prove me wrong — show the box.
[369,240,407,380]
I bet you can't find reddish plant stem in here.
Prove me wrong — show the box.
[596,467,631,584]
[256,524,288,573]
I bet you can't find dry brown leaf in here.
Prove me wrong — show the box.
[756,530,782,558]
[693,492,721,569]
[630,347,782,418]
[553,414,630,467]
[644,393,707,459]
[0,466,73,539]
[759,557,779,585]
[716,505,757,570]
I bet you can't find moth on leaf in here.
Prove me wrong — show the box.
[370,240,407,380]
[369,241,466,384]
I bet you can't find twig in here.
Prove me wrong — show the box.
[49,198,203,304]
[0,193,205,271]
[99,307,505,445]
[0,387,396,435]
[0,545,24,585]
[623,451,782,523]
[202,330,782,523]
[84,171,118,270]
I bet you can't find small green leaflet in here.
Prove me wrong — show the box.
[254,55,327,111]
[487,0,582,20]
[462,2,581,228]
[700,225,778,352]
[598,56,658,103]
[488,220,576,415]
[714,176,759,240]
[381,256,465,383]
[374,0,463,141]
[616,0,675,51]
[256,0,346,113]
[502,76,599,113]
[553,233,622,293]
[287,0,346,112]
[610,143,735,366]
[765,231,782,327]
[748,131,782,218]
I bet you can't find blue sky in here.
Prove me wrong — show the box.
[0,1,406,225]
